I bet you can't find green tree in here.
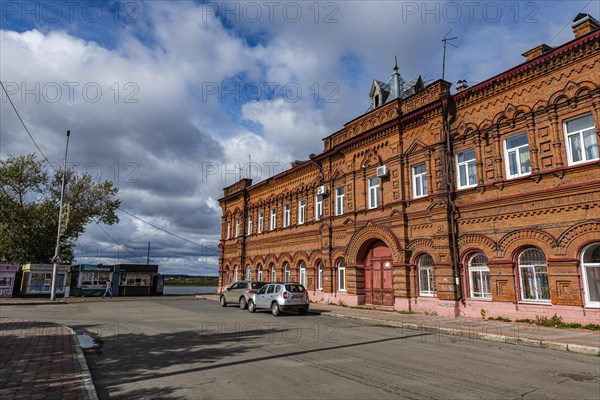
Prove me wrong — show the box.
[0,154,121,263]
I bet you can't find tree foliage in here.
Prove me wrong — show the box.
[0,154,121,263]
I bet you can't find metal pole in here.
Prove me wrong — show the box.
[51,130,71,300]
[147,242,151,265]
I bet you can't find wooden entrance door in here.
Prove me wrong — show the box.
[364,241,394,306]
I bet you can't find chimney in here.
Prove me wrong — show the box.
[572,13,600,38]
[456,80,469,92]
[521,44,553,61]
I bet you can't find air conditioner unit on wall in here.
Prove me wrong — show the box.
[376,165,389,177]
[317,185,328,195]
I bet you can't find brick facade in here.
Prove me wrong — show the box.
[219,17,600,324]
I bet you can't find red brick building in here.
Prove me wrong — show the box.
[219,14,600,323]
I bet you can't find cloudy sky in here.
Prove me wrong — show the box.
[1,0,597,275]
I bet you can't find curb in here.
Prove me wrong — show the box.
[66,326,99,400]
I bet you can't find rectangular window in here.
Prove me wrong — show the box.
[315,195,323,220]
[412,163,427,198]
[226,222,231,239]
[419,267,435,296]
[298,199,306,224]
[247,216,253,236]
[235,219,240,238]
[565,114,598,165]
[504,133,531,179]
[270,208,276,230]
[470,267,491,299]
[257,212,263,233]
[283,204,290,227]
[456,149,477,189]
[368,177,379,209]
[335,187,345,216]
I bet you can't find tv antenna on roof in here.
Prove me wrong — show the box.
[442,29,458,81]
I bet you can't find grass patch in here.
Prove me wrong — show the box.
[516,314,600,330]
[487,316,512,322]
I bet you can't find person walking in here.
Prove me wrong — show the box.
[102,278,113,298]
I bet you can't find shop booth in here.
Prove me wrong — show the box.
[115,264,160,296]
[20,263,69,297]
[0,264,20,298]
[70,264,117,297]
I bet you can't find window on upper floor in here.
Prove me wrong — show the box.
[247,216,253,236]
[257,212,263,233]
[298,199,306,224]
[283,204,290,227]
[564,113,599,165]
[456,149,477,189]
[504,133,531,179]
[412,163,427,198]
[368,177,379,209]
[335,187,345,216]
[226,222,231,240]
[235,218,240,238]
[270,208,276,230]
[315,195,323,220]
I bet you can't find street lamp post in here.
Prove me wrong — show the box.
[50,130,71,301]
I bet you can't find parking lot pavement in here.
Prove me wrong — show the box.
[0,319,97,400]
[199,294,600,356]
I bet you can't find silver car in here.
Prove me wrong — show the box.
[220,281,268,309]
[247,282,309,316]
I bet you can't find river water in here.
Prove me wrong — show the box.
[163,286,217,295]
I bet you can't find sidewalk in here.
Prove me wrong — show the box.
[198,294,600,356]
[0,319,97,400]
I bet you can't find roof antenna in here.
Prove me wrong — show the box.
[442,29,458,81]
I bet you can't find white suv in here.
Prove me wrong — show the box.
[247,283,309,316]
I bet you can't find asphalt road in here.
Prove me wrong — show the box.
[2,297,599,399]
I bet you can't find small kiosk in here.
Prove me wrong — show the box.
[116,264,159,296]
[70,264,117,297]
[0,264,20,297]
[20,263,69,297]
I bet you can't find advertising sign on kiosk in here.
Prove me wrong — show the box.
[71,264,116,297]
[116,264,159,296]
[0,264,20,298]
[21,263,69,297]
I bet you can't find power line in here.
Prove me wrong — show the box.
[95,222,141,259]
[549,0,593,44]
[0,80,56,171]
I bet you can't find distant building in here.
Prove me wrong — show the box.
[218,14,600,323]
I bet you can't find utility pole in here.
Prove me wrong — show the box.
[50,130,71,301]
[442,29,458,81]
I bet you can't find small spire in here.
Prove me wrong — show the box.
[393,55,399,72]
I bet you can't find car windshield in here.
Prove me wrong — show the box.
[251,282,267,289]
[285,284,305,292]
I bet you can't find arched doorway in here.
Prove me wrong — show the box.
[363,241,393,306]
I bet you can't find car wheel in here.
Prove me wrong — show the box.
[248,300,256,313]
[298,308,308,316]
[220,296,227,307]
[271,302,280,316]
[239,297,247,309]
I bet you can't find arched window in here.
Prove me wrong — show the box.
[468,253,491,299]
[299,261,307,287]
[518,248,549,301]
[257,264,263,281]
[581,243,600,308]
[337,259,346,291]
[317,261,323,290]
[270,264,276,282]
[284,263,291,282]
[246,265,252,282]
[224,267,230,287]
[418,254,435,296]
[233,265,238,282]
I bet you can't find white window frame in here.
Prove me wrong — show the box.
[270,265,276,282]
[233,266,238,282]
[412,163,427,199]
[337,259,346,291]
[270,208,276,230]
[298,199,306,224]
[581,243,600,308]
[283,204,290,227]
[257,212,263,233]
[456,148,477,189]
[468,253,491,299]
[317,262,323,290]
[257,265,263,281]
[518,248,550,302]
[247,216,253,236]
[246,265,252,282]
[564,114,599,165]
[299,261,307,287]
[226,222,231,239]
[504,132,531,179]
[418,254,435,296]
[284,263,291,282]
[335,187,345,216]
[235,218,240,238]
[315,195,323,220]
[368,177,379,209]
